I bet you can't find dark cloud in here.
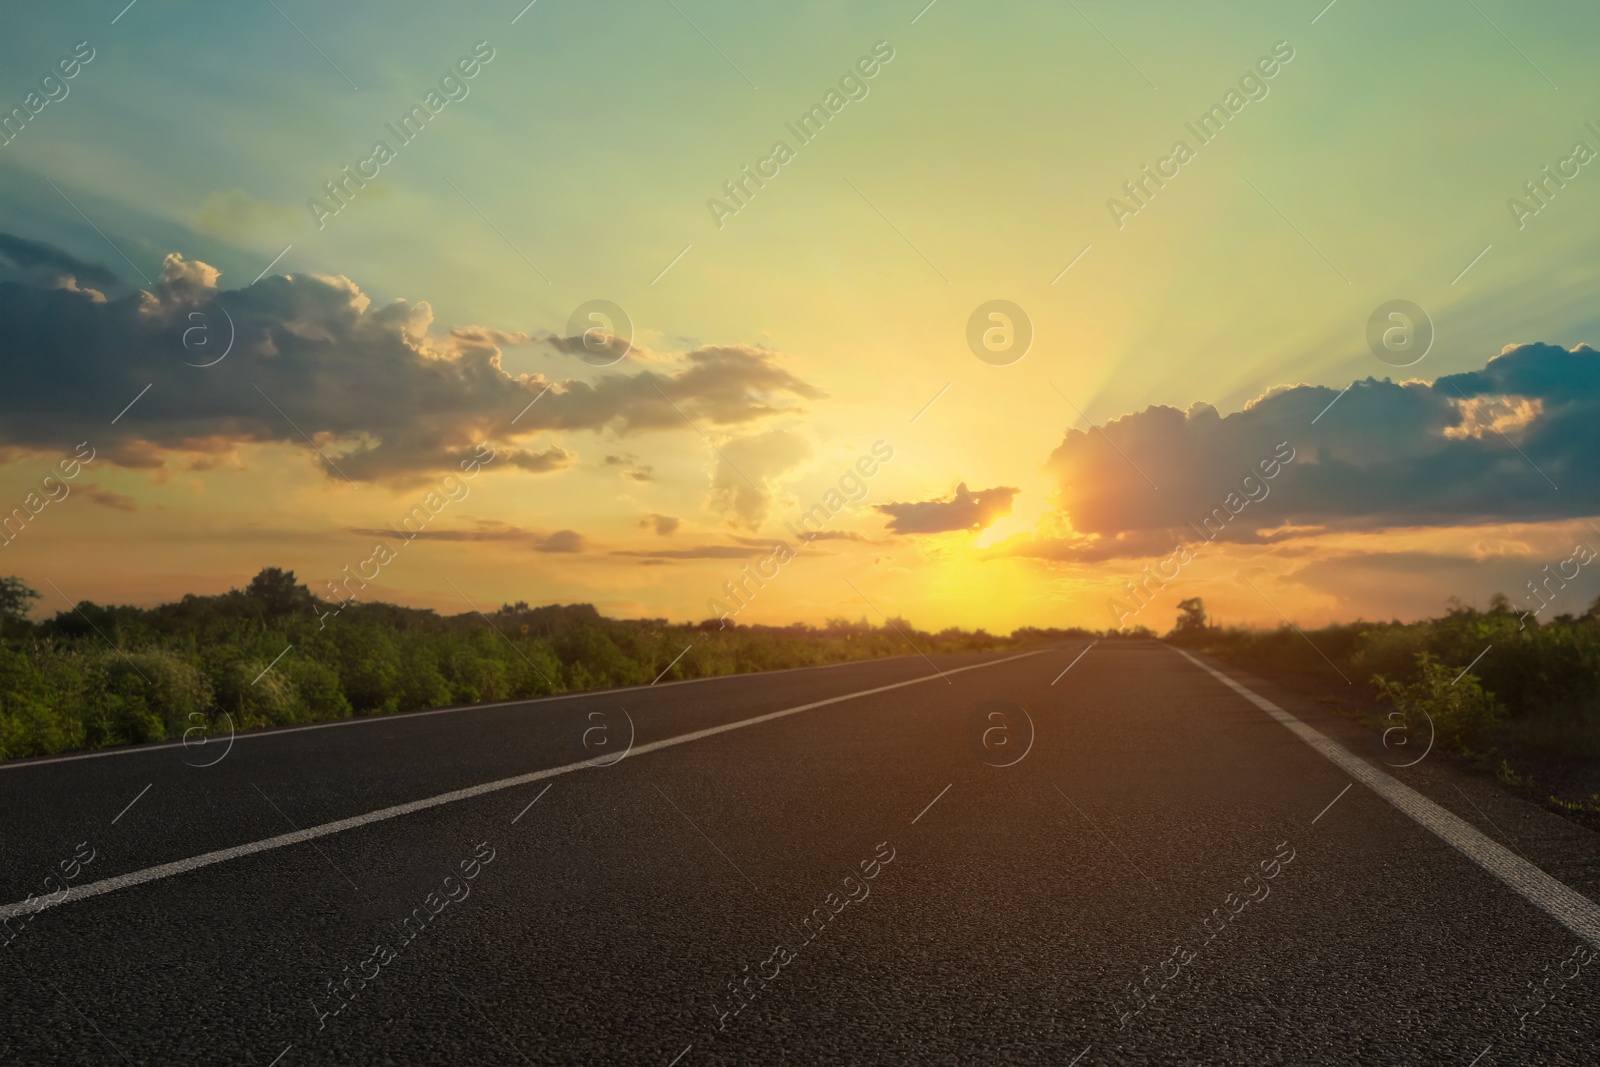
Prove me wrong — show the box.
[347,519,584,552]
[876,482,1018,535]
[1023,343,1600,561]
[0,238,822,484]
[505,445,577,473]
[0,233,118,287]
[83,485,137,511]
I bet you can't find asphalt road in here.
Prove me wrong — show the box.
[2,640,1598,1065]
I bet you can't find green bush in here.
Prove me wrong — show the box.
[1375,652,1504,752]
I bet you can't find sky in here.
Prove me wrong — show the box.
[2,0,1599,634]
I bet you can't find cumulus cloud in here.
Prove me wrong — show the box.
[1019,343,1600,561]
[0,236,822,484]
[709,428,813,528]
[876,482,1018,535]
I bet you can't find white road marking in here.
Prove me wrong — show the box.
[1173,647,1600,950]
[0,651,1043,920]
[0,651,966,772]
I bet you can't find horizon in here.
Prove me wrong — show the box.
[4,1,1599,637]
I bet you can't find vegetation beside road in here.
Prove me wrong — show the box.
[1163,596,1600,822]
[0,569,1094,761]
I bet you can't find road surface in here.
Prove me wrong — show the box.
[1,640,1596,1064]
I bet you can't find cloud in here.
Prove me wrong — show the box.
[612,544,767,560]
[0,237,822,484]
[640,513,680,535]
[1023,343,1600,561]
[876,482,1018,534]
[505,444,577,473]
[347,518,584,552]
[0,233,117,287]
[709,428,813,528]
[82,484,137,511]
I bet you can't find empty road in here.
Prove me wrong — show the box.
[2,640,1596,1064]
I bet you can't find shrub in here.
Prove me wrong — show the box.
[1373,652,1504,753]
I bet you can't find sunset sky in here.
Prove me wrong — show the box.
[3,0,1599,633]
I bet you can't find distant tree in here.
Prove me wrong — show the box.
[1172,597,1208,635]
[1487,592,1514,615]
[0,576,40,621]
[244,567,312,617]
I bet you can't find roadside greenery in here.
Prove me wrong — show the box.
[0,568,1095,760]
[1165,596,1600,760]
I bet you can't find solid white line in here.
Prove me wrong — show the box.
[1051,641,1097,684]
[0,651,1042,920]
[1066,1045,1093,1067]
[1310,0,1337,25]
[1466,1045,1491,1067]
[0,650,957,772]
[267,1044,292,1067]
[667,1044,693,1067]
[1311,782,1352,824]
[111,0,138,25]
[911,783,952,825]
[111,783,151,825]
[512,0,538,24]
[1172,647,1600,950]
